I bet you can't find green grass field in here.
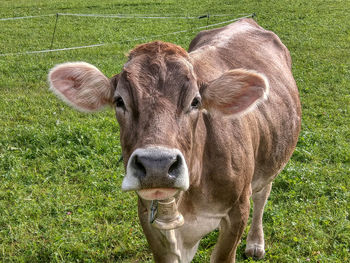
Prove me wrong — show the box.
[0,0,349,262]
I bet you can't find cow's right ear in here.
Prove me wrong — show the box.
[48,62,115,112]
[200,69,269,117]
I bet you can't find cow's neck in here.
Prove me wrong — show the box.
[187,112,207,188]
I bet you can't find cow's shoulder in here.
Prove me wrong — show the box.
[189,19,288,57]
[188,18,258,51]
[189,19,292,77]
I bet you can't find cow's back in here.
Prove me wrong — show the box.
[189,19,301,192]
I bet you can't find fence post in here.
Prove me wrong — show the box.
[50,13,59,50]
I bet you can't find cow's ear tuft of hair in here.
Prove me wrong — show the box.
[48,62,114,112]
[201,69,269,116]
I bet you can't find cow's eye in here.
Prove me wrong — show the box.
[190,96,201,110]
[114,97,125,109]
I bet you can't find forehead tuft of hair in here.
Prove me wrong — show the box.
[128,41,189,60]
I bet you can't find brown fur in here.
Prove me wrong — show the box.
[128,40,189,60]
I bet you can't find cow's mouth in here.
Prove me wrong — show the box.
[137,188,178,200]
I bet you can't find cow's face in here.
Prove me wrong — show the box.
[114,43,201,199]
[48,41,269,201]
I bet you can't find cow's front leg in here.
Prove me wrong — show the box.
[210,192,250,263]
[245,182,272,259]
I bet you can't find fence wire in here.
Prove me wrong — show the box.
[0,13,252,21]
[0,13,254,57]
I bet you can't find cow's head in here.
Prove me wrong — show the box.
[49,41,268,201]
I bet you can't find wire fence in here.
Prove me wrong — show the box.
[0,13,252,21]
[0,14,56,21]
[0,13,255,57]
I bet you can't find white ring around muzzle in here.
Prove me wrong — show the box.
[121,146,189,192]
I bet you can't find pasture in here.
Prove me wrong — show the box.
[0,0,349,262]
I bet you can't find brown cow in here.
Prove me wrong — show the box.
[48,18,301,262]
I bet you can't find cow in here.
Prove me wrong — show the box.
[48,18,301,262]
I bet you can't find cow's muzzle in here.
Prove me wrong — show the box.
[121,146,189,195]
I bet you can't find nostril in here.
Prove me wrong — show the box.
[168,155,181,177]
[134,155,147,177]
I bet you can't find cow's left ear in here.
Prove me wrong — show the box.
[200,69,269,116]
[48,62,115,112]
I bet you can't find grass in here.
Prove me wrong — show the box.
[0,0,349,262]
